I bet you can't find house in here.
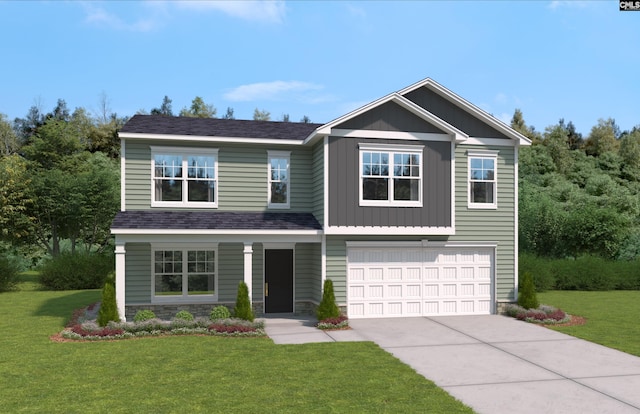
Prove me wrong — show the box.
[111,78,531,321]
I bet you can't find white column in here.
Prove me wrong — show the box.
[114,241,126,321]
[243,242,253,301]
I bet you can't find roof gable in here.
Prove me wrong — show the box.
[335,101,446,134]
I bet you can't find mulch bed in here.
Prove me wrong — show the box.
[546,315,587,328]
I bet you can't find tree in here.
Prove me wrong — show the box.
[151,96,173,116]
[13,103,44,145]
[300,115,311,123]
[510,108,541,143]
[222,107,235,120]
[584,118,619,157]
[518,272,539,309]
[0,113,19,155]
[179,96,216,118]
[47,99,71,122]
[542,124,571,174]
[253,108,270,121]
[317,279,341,321]
[234,282,254,321]
[619,127,640,181]
[281,113,290,122]
[0,155,34,244]
[97,273,120,326]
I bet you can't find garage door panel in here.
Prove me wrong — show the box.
[348,246,494,318]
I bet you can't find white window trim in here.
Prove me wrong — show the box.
[358,143,424,207]
[151,243,219,303]
[267,150,291,209]
[467,150,498,209]
[150,146,219,208]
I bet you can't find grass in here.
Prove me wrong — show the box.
[0,275,473,413]
[538,290,640,357]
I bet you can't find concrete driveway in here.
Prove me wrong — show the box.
[350,315,640,414]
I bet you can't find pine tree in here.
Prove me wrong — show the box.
[518,272,540,310]
[234,282,254,321]
[316,279,341,321]
[97,273,120,326]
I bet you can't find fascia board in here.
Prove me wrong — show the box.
[111,228,322,236]
[118,132,304,146]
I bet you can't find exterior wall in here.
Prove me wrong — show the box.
[328,136,452,227]
[125,243,151,304]
[218,243,244,302]
[294,243,322,304]
[124,139,313,212]
[449,144,516,301]
[336,101,445,133]
[404,87,512,139]
[311,140,324,226]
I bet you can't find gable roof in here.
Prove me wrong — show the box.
[120,115,322,142]
[111,211,322,234]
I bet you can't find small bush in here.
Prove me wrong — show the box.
[174,310,194,321]
[39,252,114,290]
[210,305,231,320]
[97,273,120,327]
[518,271,539,310]
[133,310,156,322]
[0,256,20,292]
[317,314,349,330]
[234,282,254,322]
[208,323,257,334]
[317,279,341,321]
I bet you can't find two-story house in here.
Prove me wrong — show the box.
[111,78,531,321]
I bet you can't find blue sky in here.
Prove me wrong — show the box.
[1,1,638,135]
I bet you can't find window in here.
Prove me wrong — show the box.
[268,151,290,208]
[468,151,498,208]
[359,144,423,206]
[153,246,217,301]
[151,147,218,208]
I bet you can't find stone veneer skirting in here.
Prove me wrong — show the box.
[125,300,319,321]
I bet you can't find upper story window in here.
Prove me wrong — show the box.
[268,151,290,209]
[468,150,498,209]
[359,143,423,207]
[151,147,218,208]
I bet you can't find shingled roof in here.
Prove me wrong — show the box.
[111,211,322,232]
[120,115,323,141]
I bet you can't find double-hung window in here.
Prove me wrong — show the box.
[359,144,423,207]
[151,147,218,208]
[268,151,290,209]
[468,150,498,208]
[152,245,217,302]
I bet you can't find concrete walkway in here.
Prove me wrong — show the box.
[263,315,640,413]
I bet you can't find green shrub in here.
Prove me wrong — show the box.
[97,273,120,327]
[234,282,254,322]
[317,279,341,321]
[174,310,194,321]
[519,253,555,292]
[518,272,540,310]
[210,305,231,320]
[0,256,20,293]
[133,310,156,322]
[39,252,114,290]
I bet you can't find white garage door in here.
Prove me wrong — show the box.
[347,245,494,318]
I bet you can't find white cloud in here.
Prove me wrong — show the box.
[81,2,161,32]
[224,81,324,102]
[176,0,286,24]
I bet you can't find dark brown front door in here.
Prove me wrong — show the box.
[264,249,294,313]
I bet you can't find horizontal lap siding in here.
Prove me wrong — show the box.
[218,243,243,302]
[295,244,313,301]
[124,139,313,212]
[451,144,516,301]
[125,243,151,303]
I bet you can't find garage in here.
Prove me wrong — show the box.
[346,243,494,318]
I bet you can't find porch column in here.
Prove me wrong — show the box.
[243,242,253,301]
[114,241,126,321]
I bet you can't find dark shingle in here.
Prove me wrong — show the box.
[120,115,323,141]
[111,211,322,231]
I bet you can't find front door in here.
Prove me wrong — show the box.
[264,249,294,313]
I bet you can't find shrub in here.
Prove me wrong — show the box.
[234,282,254,322]
[133,310,156,322]
[97,273,120,327]
[39,251,114,290]
[174,310,194,321]
[316,279,341,321]
[317,315,349,330]
[0,256,20,292]
[208,323,257,334]
[210,305,231,320]
[518,271,539,310]
[518,253,555,291]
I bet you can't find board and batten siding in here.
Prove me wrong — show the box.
[124,139,314,212]
[125,243,151,304]
[311,140,324,226]
[449,144,516,301]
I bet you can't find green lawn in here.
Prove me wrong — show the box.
[0,276,473,413]
[538,290,640,357]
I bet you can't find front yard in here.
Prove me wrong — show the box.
[0,275,473,413]
[538,290,640,357]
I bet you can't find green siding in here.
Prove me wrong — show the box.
[125,243,151,303]
[295,243,322,301]
[124,139,313,212]
[252,243,264,299]
[218,243,244,302]
[311,140,324,226]
[450,145,516,301]
[326,237,348,305]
